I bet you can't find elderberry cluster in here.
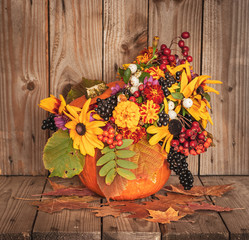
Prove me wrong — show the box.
[158,72,177,97]
[157,111,170,127]
[167,148,194,190]
[95,96,117,121]
[41,114,57,131]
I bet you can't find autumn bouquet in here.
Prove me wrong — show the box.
[39,32,222,200]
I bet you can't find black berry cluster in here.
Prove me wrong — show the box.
[41,114,57,131]
[158,72,177,97]
[167,148,194,190]
[95,96,117,121]
[157,111,170,127]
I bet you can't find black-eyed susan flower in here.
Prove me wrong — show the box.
[167,63,222,127]
[147,98,181,153]
[64,98,105,157]
[39,94,66,115]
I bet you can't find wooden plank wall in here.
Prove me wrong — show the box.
[0,0,248,175]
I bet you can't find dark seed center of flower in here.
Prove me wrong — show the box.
[168,119,182,136]
[76,123,86,136]
[197,86,204,95]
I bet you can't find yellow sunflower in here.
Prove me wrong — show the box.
[64,98,105,157]
[39,94,66,115]
[147,98,174,153]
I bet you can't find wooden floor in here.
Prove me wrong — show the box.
[0,176,248,240]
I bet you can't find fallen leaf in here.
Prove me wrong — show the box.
[110,201,149,218]
[186,202,238,212]
[40,187,96,197]
[48,179,67,190]
[91,206,121,217]
[146,207,184,224]
[164,184,234,197]
[32,196,97,213]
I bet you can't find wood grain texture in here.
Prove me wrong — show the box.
[200,0,249,174]
[160,176,229,240]
[0,0,47,175]
[33,177,101,240]
[103,0,148,83]
[49,0,103,97]
[0,177,46,239]
[149,0,203,175]
[102,199,161,240]
[201,176,249,240]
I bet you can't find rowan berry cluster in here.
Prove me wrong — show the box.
[98,127,123,149]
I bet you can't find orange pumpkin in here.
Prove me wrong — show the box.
[78,150,171,200]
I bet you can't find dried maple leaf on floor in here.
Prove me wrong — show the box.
[32,196,98,213]
[91,206,121,217]
[164,184,234,197]
[110,201,150,218]
[36,179,97,197]
[186,202,238,212]
[40,187,96,197]
[146,207,184,224]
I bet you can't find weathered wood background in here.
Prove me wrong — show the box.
[0,0,248,176]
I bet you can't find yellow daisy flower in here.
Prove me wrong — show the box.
[64,98,105,157]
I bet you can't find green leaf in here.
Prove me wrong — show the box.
[123,68,131,84]
[43,130,85,178]
[101,146,115,154]
[171,92,184,100]
[116,150,136,158]
[203,92,211,102]
[137,96,143,103]
[118,68,125,77]
[116,159,138,169]
[117,168,136,180]
[105,168,117,185]
[66,77,103,103]
[99,160,116,177]
[139,72,150,83]
[116,139,134,149]
[96,151,115,166]
[182,107,186,117]
[135,64,141,70]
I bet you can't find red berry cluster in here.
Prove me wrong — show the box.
[158,31,193,71]
[171,121,212,156]
[178,32,192,63]
[98,128,123,149]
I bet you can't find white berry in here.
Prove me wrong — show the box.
[134,70,142,78]
[128,64,137,74]
[168,101,175,111]
[168,110,177,119]
[130,86,138,94]
[130,76,140,87]
[183,98,193,108]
